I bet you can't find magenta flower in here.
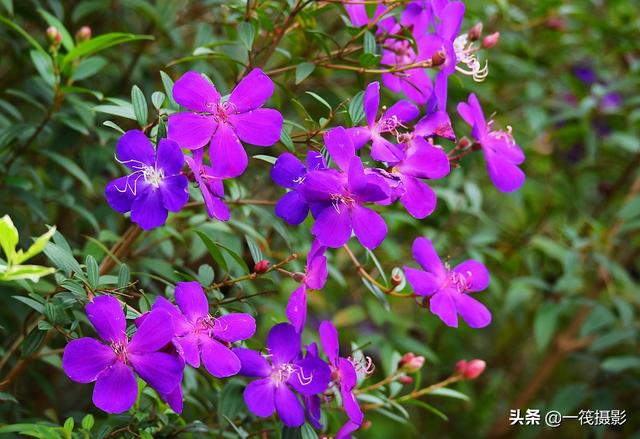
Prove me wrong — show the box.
[150,281,256,378]
[167,69,283,178]
[105,130,189,230]
[301,128,390,249]
[457,94,525,192]
[404,237,491,328]
[271,151,326,225]
[184,148,229,221]
[401,1,434,37]
[346,81,419,162]
[234,323,331,427]
[62,296,183,414]
[319,321,363,438]
[414,109,456,141]
[343,1,385,27]
[286,240,328,332]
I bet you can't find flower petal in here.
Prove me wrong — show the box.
[414,111,456,141]
[412,237,446,278]
[363,82,380,127]
[400,175,437,219]
[399,68,433,104]
[267,322,300,365]
[324,127,355,172]
[345,126,372,150]
[92,361,137,414]
[300,169,345,203]
[229,68,274,112]
[173,71,220,112]
[286,286,307,333]
[160,175,189,212]
[351,205,387,250]
[485,151,525,192]
[162,384,184,414]
[155,138,185,175]
[130,187,168,230]
[271,153,306,189]
[404,266,441,296]
[167,112,216,150]
[275,385,305,427]
[429,291,458,327]
[371,136,404,162]
[275,191,309,225]
[234,348,271,377]
[213,313,256,342]
[381,100,419,124]
[176,333,201,368]
[105,176,135,214]
[455,294,492,328]
[116,130,155,170]
[453,260,490,292]
[209,123,248,178]
[201,337,241,378]
[440,1,465,41]
[288,356,331,396]
[62,338,115,383]
[400,137,450,179]
[175,281,209,321]
[229,108,283,146]
[129,308,175,353]
[129,351,183,394]
[319,320,339,365]
[336,421,361,439]
[311,205,352,248]
[244,378,276,417]
[86,296,126,343]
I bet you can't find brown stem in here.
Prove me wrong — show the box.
[361,374,463,411]
[206,253,298,291]
[343,245,414,298]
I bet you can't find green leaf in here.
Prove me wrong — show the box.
[216,241,250,274]
[295,62,315,85]
[159,71,177,107]
[15,225,56,264]
[0,0,13,15]
[71,56,107,81]
[0,214,19,262]
[40,150,93,193]
[0,265,56,282]
[601,356,640,373]
[151,91,165,109]
[43,242,83,277]
[0,15,47,55]
[30,50,55,86]
[37,9,74,51]
[94,104,136,120]
[305,91,332,112]
[21,328,46,357]
[103,120,125,134]
[252,154,277,164]
[12,295,45,313]
[245,236,263,264]
[81,414,94,431]
[195,231,228,273]
[404,399,449,421]
[86,255,99,288]
[363,30,376,54]
[62,33,153,70]
[131,85,148,126]
[0,392,18,403]
[118,264,130,288]
[238,21,255,51]
[534,301,559,350]
[359,52,381,68]
[348,91,364,125]
[428,387,471,402]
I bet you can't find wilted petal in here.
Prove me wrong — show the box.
[130,187,168,230]
[116,130,155,169]
[209,123,248,178]
[173,71,220,112]
[229,108,283,146]
[92,361,137,414]
[455,294,492,328]
[312,206,352,248]
[129,351,183,394]
[86,296,126,343]
[351,205,387,249]
[229,68,274,113]
[429,292,458,327]
[213,313,256,342]
[201,337,241,378]
[129,308,174,353]
[63,338,115,383]
[453,260,490,292]
[175,281,209,322]
[167,112,216,150]
[267,323,300,365]
[244,378,275,417]
[275,385,305,427]
[234,348,271,377]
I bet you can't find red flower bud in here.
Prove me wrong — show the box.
[431,50,446,67]
[254,260,270,274]
[468,22,483,41]
[455,360,468,375]
[46,26,62,46]
[398,352,425,373]
[76,26,92,42]
[398,375,414,385]
[464,359,486,379]
[482,32,500,49]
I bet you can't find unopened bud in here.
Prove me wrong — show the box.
[458,137,471,149]
[75,26,92,42]
[482,32,500,49]
[468,22,483,41]
[398,375,414,385]
[46,26,62,46]
[254,260,270,274]
[292,271,305,282]
[431,50,446,67]
[464,359,486,379]
[391,272,403,287]
[361,420,372,431]
[455,360,468,375]
[545,16,566,31]
[398,352,425,373]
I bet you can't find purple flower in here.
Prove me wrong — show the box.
[343,1,385,27]
[457,94,525,192]
[319,321,363,438]
[62,296,183,414]
[404,237,491,328]
[345,81,419,162]
[271,151,326,225]
[286,240,328,332]
[414,110,456,141]
[150,281,256,378]
[234,323,331,427]
[401,1,434,37]
[105,130,189,230]
[167,69,283,178]
[185,148,229,221]
[301,127,389,249]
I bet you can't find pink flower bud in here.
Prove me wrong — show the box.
[482,32,500,49]
[398,352,425,373]
[254,260,270,274]
[398,375,414,385]
[464,359,486,379]
[468,22,483,41]
[46,26,61,45]
[455,360,468,375]
[76,26,92,42]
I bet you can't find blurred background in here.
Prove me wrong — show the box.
[0,0,639,437]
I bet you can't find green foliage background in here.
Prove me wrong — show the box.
[0,0,639,437]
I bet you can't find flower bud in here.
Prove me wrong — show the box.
[75,26,92,42]
[398,352,425,373]
[254,260,270,274]
[468,22,483,41]
[482,32,500,49]
[361,420,372,431]
[457,137,471,149]
[398,375,414,385]
[464,359,486,379]
[391,272,403,287]
[431,50,446,67]
[46,26,62,46]
[292,271,305,282]
[455,360,468,375]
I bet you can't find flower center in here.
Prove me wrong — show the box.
[378,115,402,133]
[349,355,376,375]
[111,340,129,363]
[453,34,488,82]
[330,193,356,213]
[194,314,224,335]
[207,101,239,124]
[445,270,473,293]
[142,166,164,188]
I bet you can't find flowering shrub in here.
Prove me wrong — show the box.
[1,0,638,438]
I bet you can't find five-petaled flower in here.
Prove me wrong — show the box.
[234,323,331,427]
[62,296,184,414]
[105,130,189,230]
[404,237,492,328]
[168,69,283,178]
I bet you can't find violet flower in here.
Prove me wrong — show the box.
[271,151,326,225]
[457,93,525,192]
[184,148,229,221]
[404,237,491,328]
[286,240,328,332]
[414,109,456,141]
[319,321,363,439]
[167,69,283,178]
[343,1,385,27]
[150,281,256,378]
[301,127,389,249]
[105,130,189,230]
[401,0,434,37]
[234,323,331,427]
[346,81,419,162]
[62,296,183,414]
